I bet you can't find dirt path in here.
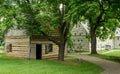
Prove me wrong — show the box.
[68,54,120,74]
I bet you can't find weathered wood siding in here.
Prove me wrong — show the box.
[30,37,59,59]
[5,36,30,59]
[4,29,31,59]
[4,30,59,59]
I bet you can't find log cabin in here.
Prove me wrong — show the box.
[4,29,59,60]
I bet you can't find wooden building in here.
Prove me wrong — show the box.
[67,22,90,52]
[4,29,59,59]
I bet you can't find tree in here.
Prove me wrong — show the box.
[0,0,73,61]
[44,0,73,61]
[22,0,73,61]
[0,0,17,45]
[69,0,120,54]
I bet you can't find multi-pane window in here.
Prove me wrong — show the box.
[45,44,53,54]
[117,37,119,40]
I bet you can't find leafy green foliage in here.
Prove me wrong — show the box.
[0,0,76,60]
[70,0,120,40]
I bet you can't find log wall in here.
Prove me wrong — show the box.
[30,38,59,59]
[5,36,30,59]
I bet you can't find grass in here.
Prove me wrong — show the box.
[0,54,103,74]
[92,49,120,63]
[102,50,120,56]
[91,54,120,63]
[68,49,120,63]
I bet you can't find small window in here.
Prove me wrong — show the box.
[45,44,53,54]
[81,40,83,42]
[117,37,119,40]
[7,44,12,52]
[119,44,120,46]
[75,33,76,35]
[73,40,75,42]
[49,44,53,52]
[117,32,118,34]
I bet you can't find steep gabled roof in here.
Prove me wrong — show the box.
[80,22,89,33]
[71,22,89,34]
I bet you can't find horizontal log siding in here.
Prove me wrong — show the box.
[30,38,59,59]
[5,36,30,59]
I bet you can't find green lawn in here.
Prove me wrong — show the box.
[92,50,120,63]
[102,50,120,56]
[69,49,120,63]
[0,54,103,74]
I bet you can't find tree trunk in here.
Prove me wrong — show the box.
[90,27,97,54]
[58,36,66,61]
[58,44,65,61]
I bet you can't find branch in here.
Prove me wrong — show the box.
[40,31,60,45]
[59,4,64,33]
[64,22,70,42]
[95,0,104,30]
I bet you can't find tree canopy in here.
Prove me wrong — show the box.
[0,0,120,59]
[68,0,120,54]
[0,0,74,61]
